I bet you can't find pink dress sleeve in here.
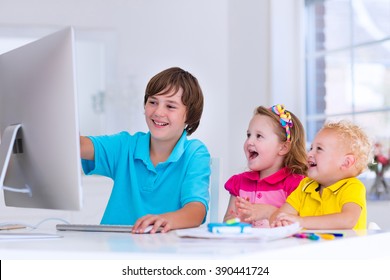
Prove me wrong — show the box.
[284,174,306,196]
[224,174,241,196]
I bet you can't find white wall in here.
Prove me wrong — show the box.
[0,0,306,222]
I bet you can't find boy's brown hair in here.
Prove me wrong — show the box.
[144,67,204,136]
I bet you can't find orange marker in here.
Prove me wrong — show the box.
[319,233,335,240]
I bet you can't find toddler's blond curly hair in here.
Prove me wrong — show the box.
[322,120,373,175]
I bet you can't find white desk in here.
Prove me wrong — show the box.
[1,227,390,260]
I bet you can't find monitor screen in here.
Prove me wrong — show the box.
[0,27,82,210]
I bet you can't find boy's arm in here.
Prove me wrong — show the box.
[80,136,94,160]
[132,202,206,233]
[295,202,361,229]
[271,202,362,229]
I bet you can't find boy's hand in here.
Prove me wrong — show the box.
[132,214,171,234]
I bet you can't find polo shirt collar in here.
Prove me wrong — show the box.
[303,178,350,194]
[166,130,187,162]
[243,167,292,185]
[134,130,187,166]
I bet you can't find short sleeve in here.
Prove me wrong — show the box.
[180,142,211,212]
[224,175,241,197]
[339,180,366,209]
[81,132,133,178]
[284,174,306,196]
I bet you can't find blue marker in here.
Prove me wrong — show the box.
[207,222,252,234]
[305,232,344,238]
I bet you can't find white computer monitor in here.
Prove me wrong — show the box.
[0,27,82,210]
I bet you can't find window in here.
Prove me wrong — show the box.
[305,0,390,147]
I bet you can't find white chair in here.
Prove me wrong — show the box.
[206,158,221,223]
[368,221,381,230]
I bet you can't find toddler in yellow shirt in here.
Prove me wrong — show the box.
[270,120,372,230]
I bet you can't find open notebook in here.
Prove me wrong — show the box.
[176,222,301,241]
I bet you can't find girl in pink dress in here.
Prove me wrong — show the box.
[223,104,307,227]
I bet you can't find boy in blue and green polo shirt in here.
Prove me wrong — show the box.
[80,67,210,234]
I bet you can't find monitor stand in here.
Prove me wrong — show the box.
[0,124,31,196]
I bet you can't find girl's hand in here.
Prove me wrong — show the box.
[235,197,277,223]
[132,214,171,234]
[235,196,256,222]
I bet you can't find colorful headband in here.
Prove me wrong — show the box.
[270,104,293,141]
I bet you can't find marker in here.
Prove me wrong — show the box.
[306,232,344,238]
[326,233,343,237]
[307,233,320,240]
[318,233,335,240]
[293,233,306,239]
[225,218,241,225]
[207,222,252,233]
[293,233,320,241]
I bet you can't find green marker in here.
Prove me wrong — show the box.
[226,218,240,225]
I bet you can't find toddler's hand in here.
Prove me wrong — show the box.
[271,212,299,227]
